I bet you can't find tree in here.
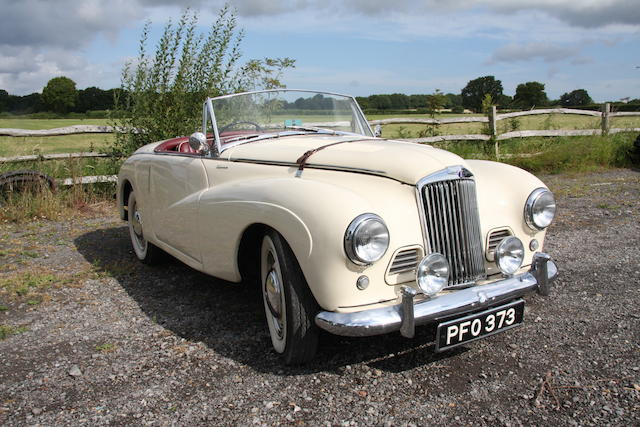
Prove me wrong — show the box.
[0,89,8,112]
[461,76,503,112]
[75,86,114,112]
[559,89,593,107]
[42,76,77,113]
[497,94,513,108]
[514,81,548,108]
[111,6,295,155]
[425,89,446,115]
[444,93,462,110]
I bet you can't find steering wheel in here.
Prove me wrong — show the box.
[219,121,263,134]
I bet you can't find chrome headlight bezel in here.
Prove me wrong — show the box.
[344,213,390,266]
[524,188,556,231]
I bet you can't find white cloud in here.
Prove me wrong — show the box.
[0,0,638,97]
[487,43,579,64]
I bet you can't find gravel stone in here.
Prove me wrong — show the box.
[1,168,639,426]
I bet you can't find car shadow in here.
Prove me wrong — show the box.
[74,226,466,375]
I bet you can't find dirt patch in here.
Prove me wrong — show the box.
[1,169,639,426]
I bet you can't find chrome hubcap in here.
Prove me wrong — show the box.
[265,269,282,318]
[132,210,143,236]
[263,258,285,339]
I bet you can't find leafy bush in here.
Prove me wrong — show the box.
[109,6,295,155]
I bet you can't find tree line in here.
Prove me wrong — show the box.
[360,76,639,113]
[1,74,639,116]
[0,77,120,115]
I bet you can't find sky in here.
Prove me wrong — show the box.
[0,0,639,102]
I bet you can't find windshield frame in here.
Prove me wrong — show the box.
[201,89,374,156]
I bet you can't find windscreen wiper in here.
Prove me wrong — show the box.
[284,125,339,135]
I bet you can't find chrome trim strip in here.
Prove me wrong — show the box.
[209,88,358,101]
[315,256,558,337]
[228,158,389,177]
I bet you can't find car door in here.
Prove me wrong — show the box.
[149,153,209,264]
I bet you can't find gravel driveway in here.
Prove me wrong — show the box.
[1,168,639,426]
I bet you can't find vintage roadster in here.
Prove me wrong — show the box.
[117,89,558,364]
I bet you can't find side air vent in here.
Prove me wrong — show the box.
[486,228,513,261]
[385,246,423,285]
[389,248,420,274]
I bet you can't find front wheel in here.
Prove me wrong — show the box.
[127,191,162,265]
[261,230,319,364]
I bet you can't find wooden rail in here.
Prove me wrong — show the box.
[0,152,110,163]
[0,125,117,137]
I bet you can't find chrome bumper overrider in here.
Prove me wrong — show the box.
[315,253,558,338]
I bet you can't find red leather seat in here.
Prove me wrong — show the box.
[177,141,195,153]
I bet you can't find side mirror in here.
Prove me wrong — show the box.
[374,124,382,138]
[188,132,209,154]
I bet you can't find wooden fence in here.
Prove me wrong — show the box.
[1,104,639,185]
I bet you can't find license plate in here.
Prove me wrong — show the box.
[435,300,525,352]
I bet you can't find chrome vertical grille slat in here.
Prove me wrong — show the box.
[417,169,486,287]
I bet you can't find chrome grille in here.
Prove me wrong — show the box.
[486,228,512,261]
[389,248,420,275]
[419,176,486,286]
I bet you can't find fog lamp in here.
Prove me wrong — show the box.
[416,253,449,295]
[495,236,525,275]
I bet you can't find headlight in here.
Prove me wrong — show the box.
[495,236,524,275]
[416,253,449,295]
[344,214,389,265]
[524,188,556,230]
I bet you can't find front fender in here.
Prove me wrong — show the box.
[467,159,550,271]
[198,171,421,312]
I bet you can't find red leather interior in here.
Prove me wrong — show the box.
[177,142,195,153]
[154,137,198,154]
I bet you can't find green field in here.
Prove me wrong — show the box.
[0,115,638,176]
[0,118,114,157]
[371,113,640,140]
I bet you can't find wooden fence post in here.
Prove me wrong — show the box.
[601,103,610,135]
[489,106,499,159]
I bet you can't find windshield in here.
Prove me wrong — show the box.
[207,90,373,151]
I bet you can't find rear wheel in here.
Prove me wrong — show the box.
[261,230,319,364]
[128,191,162,264]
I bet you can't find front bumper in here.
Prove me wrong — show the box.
[315,252,558,338]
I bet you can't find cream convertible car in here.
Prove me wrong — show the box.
[117,90,558,364]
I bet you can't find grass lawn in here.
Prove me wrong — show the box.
[0,134,114,157]
[0,118,114,157]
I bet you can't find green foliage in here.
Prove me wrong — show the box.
[0,89,8,112]
[109,6,295,155]
[507,134,634,173]
[507,117,521,132]
[461,76,503,112]
[42,77,77,114]
[75,87,118,113]
[433,133,635,173]
[560,89,593,107]
[514,82,548,108]
[481,94,493,114]
[0,325,28,340]
[425,89,446,116]
[393,126,412,139]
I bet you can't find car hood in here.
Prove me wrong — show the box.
[221,135,468,185]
